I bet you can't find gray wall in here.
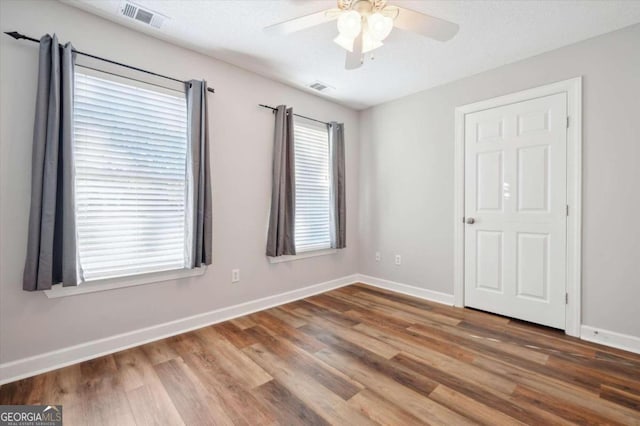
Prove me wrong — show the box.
[0,0,360,364]
[359,24,640,338]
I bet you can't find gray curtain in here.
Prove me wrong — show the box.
[266,105,296,257]
[329,122,346,249]
[186,80,212,267]
[23,34,78,291]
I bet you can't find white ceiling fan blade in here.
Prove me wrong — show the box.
[389,6,459,41]
[345,31,363,70]
[264,9,340,35]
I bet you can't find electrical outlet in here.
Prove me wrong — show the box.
[375,251,381,262]
[231,269,240,283]
[395,255,402,265]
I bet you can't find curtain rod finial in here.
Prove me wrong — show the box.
[5,31,24,40]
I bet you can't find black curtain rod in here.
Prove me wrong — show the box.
[4,31,215,93]
[259,104,329,126]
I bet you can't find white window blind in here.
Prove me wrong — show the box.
[73,71,189,281]
[293,117,332,253]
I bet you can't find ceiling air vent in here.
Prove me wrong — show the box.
[309,82,330,92]
[119,1,166,28]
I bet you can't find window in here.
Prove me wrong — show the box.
[74,70,190,281]
[293,117,332,252]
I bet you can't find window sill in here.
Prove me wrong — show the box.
[44,266,207,299]
[268,248,337,264]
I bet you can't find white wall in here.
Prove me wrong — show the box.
[0,0,360,365]
[359,24,640,339]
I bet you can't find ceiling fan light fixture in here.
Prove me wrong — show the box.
[337,10,362,39]
[333,34,355,52]
[361,26,383,53]
[367,12,393,41]
[263,0,458,71]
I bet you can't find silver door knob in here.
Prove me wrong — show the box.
[466,217,475,224]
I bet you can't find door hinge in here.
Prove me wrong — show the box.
[566,116,570,128]
[566,205,569,216]
[565,293,569,304]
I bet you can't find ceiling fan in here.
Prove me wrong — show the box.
[265,0,459,70]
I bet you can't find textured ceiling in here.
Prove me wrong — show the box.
[62,0,640,109]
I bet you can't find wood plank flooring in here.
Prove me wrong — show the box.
[2,283,639,425]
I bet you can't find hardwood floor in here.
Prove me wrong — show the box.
[2,283,639,425]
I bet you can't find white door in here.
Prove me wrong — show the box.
[464,93,567,329]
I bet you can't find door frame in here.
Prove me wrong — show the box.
[453,77,582,337]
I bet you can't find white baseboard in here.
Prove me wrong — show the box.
[0,274,359,385]
[3,273,637,385]
[358,276,640,356]
[356,274,455,306]
[580,325,640,355]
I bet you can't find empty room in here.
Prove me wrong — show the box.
[0,0,639,424]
